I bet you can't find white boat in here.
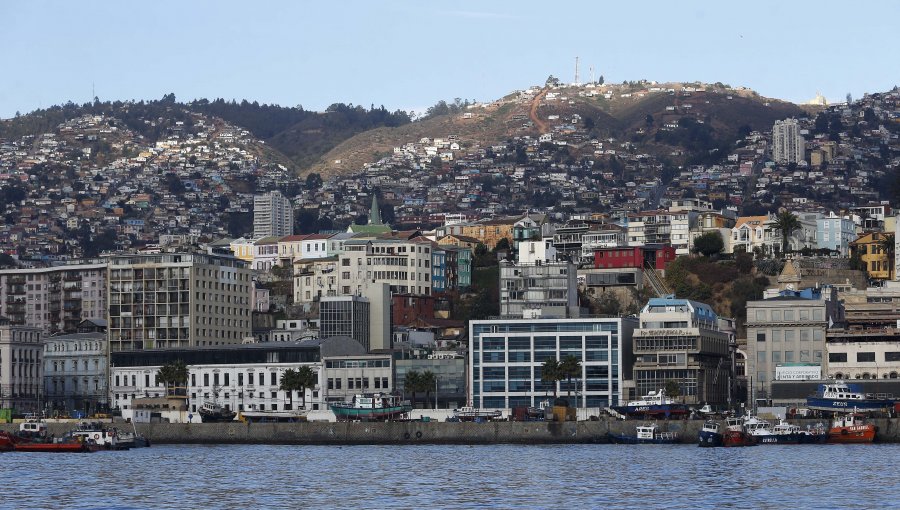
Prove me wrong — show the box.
[451,406,503,421]
[239,410,309,423]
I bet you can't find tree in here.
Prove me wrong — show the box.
[493,237,511,253]
[419,370,437,409]
[878,233,896,280]
[771,211,800,257]
[404,370,422,408]
[156,360,188,396]
[664,379,681,399]
[541,359,561,398]
[305,172,322,191]
[559,355,582,399]
[280,366,316,410]
[692,231,724,257]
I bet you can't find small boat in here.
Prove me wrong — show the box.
[198,401,237,423]
[450,406,503,422]
[723,417,757,447]
[608,424,680,444]
[743,415,825,444]
[828,413,876,444]
[610,389,690,418]
[329,393,412,421]
[3,420,95,453]
[698,421,723,447]
[806,382,895,412]
[239,410,309,423]
[68,422,128,450]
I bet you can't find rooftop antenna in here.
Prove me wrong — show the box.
[589,66,594,84]
[574,56,580,86]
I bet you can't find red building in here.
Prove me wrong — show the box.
[392,293,435,326]
[593,244,676,270]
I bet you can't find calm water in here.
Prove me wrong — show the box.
[2,443,897,509]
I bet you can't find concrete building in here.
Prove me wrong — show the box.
[43,330,108,415]
[319,295,370,351]
[293,257,339,305]
[322,353,394,404]
[499,260,578,319]
[395,354,466,409]
[105,253,253,352]
[0,316,44,413]
[339,238,434,296]
[469,317,637,409]
[0,262,108,334]
[745,287,843,403]
[253,191,293,238]
[817,213,857,256]
[826,328,900,380]
[772,118,805,164]
[630,297,732,405]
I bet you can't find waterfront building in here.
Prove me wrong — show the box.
[110,337,373,417]
[253,191,293,238]
[772,118,805,164]
[745,287,842,403]
[630,297,732,405]
[43,328,108,415]
[826,328,900,380]
[0,261,108,334]
[468,316,637,409]
[105,252,253,351]
[0,316,44,413]
[395,354,466,409]
[499,260,579,319]
[322,353,394,404]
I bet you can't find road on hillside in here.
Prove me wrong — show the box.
[529,88,549,134]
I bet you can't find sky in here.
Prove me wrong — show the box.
[1,1,899,119]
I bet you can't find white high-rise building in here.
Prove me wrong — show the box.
[253,191,293,238]
[772,118,805,164]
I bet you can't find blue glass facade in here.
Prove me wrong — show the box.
[469,317,636,409]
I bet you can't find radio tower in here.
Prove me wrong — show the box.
[589,66,594,85]
[574,56,580,86]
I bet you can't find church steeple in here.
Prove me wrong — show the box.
[369,194,382,225]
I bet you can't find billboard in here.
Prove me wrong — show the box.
[775,363,822,381]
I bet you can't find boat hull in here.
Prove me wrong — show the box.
[13,442,93,453]
[828,425,876,443]
[330,404,413,421]
[723,430,757,447]
[754,433,827,445]
[806,397,894,412]
[698,429,723,447]
[607,433,680,445]
[609,404,690,418]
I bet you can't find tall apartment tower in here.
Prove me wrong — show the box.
[320,295,372,351]
[106,253,253,352]
[0,262,108,334]
[772,118,805,164]
[253,191,293,238]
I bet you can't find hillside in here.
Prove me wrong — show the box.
[306,81,810,179]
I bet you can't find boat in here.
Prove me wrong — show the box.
[610,389,690,418]
[743,415,825,444]
[2,419,96,453]
[722,417,757,447]
[450,406,503,422]
[329,393,412,421]
[68,422,128,450]
[608,423,680,444]
[198,400,237,423]
[698,421,723,447]
[806,381,895,412]
[828,413,876,444]
[239,410,309,423]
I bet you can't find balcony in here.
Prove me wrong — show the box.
[7,276,25,285]
[63,274,82,282]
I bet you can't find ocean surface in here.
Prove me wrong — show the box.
[2,443,896,509]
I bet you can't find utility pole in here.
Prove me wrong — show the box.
[574,56,580,86]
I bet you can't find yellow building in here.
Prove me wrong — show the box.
[849,232,894,280]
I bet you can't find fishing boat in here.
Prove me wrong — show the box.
[329,393,412,421]
[698,421,723,447]
[198,400,237,423]
[610,389,689,418]
[806,382,895,412]
[451,406,503,422]
[743,415,825,444]
[828,413,876,444]
[3,420,95,453]
[239,410,309,423]
[68,422,127,450]
[722,417,757,447]
[608,423,680,444]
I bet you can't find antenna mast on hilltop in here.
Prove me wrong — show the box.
[590,66,594,85]
[574,56,580,86]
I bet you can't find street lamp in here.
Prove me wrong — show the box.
[434,376,439,410]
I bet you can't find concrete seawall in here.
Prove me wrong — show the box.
[6,418,900,445]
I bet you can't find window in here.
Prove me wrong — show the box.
[238,373,243,386]
[771,310,782,321]
[757,351,767,363]
[772,351,781,363]
[857,352,876,363]
[800,350,810,362]
[756,333,766,342]
[784,330,795,342]
[784,351,794,362]
[203,374,209,386]
[270,372,276,386]
[771,330,783,342]
[248,372,254,386]
[755,310,766,321]
[829,352,848,363]
[885,352,900,362]
[784,310,795,321]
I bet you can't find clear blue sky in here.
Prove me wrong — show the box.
[2,1,898,119]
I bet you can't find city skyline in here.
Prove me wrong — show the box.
[2,1,899,119]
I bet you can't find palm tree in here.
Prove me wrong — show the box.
[541,358,561,398]
[878,233,895,280]
[771,211,800,257]
[404,370,422,408]
[559,355,582,400]
[419,370,437,409]
[280,366,317,410]
[156,360,188,397]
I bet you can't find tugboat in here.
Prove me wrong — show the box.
[450,406,503,422]
[198,400,237,423]
[610,389,689,418]
[722,416,757,447]
[608,423,680,444]
[698,421,723,447]
[68,422,127,450]
[743,415,825,444]
[828,413,876,443]
[2,419,96,453]
[329,393,412,421]
[806,381,895,412]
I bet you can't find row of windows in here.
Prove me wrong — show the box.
[753,308,825,322]
[756,350,823,363]
[828,352,900,363]
[755,329,824,342]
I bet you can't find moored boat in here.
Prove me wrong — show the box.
[610,389,690,418]
[722,417,757,447]
[451,406,503,422]
[608,423,680,444]
[806,382,895,412]
[698,421,723,447]
[68,422,127,450]
[198,401,237,423]
[4,420,95,453]
[330,393,412,421]
[828,413,876,444]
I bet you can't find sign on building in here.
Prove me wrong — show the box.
[775,363,821,381]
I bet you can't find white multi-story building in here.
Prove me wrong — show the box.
[500,260,578,319]
[0,262,108,334]
[338,238,434,296]
[253,191,293,238]
[43,330,108,415]
[772,118,805,164]
[293,257,340,305]
[0,317,43,413]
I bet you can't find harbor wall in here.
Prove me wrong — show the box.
[7,418,900,445]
